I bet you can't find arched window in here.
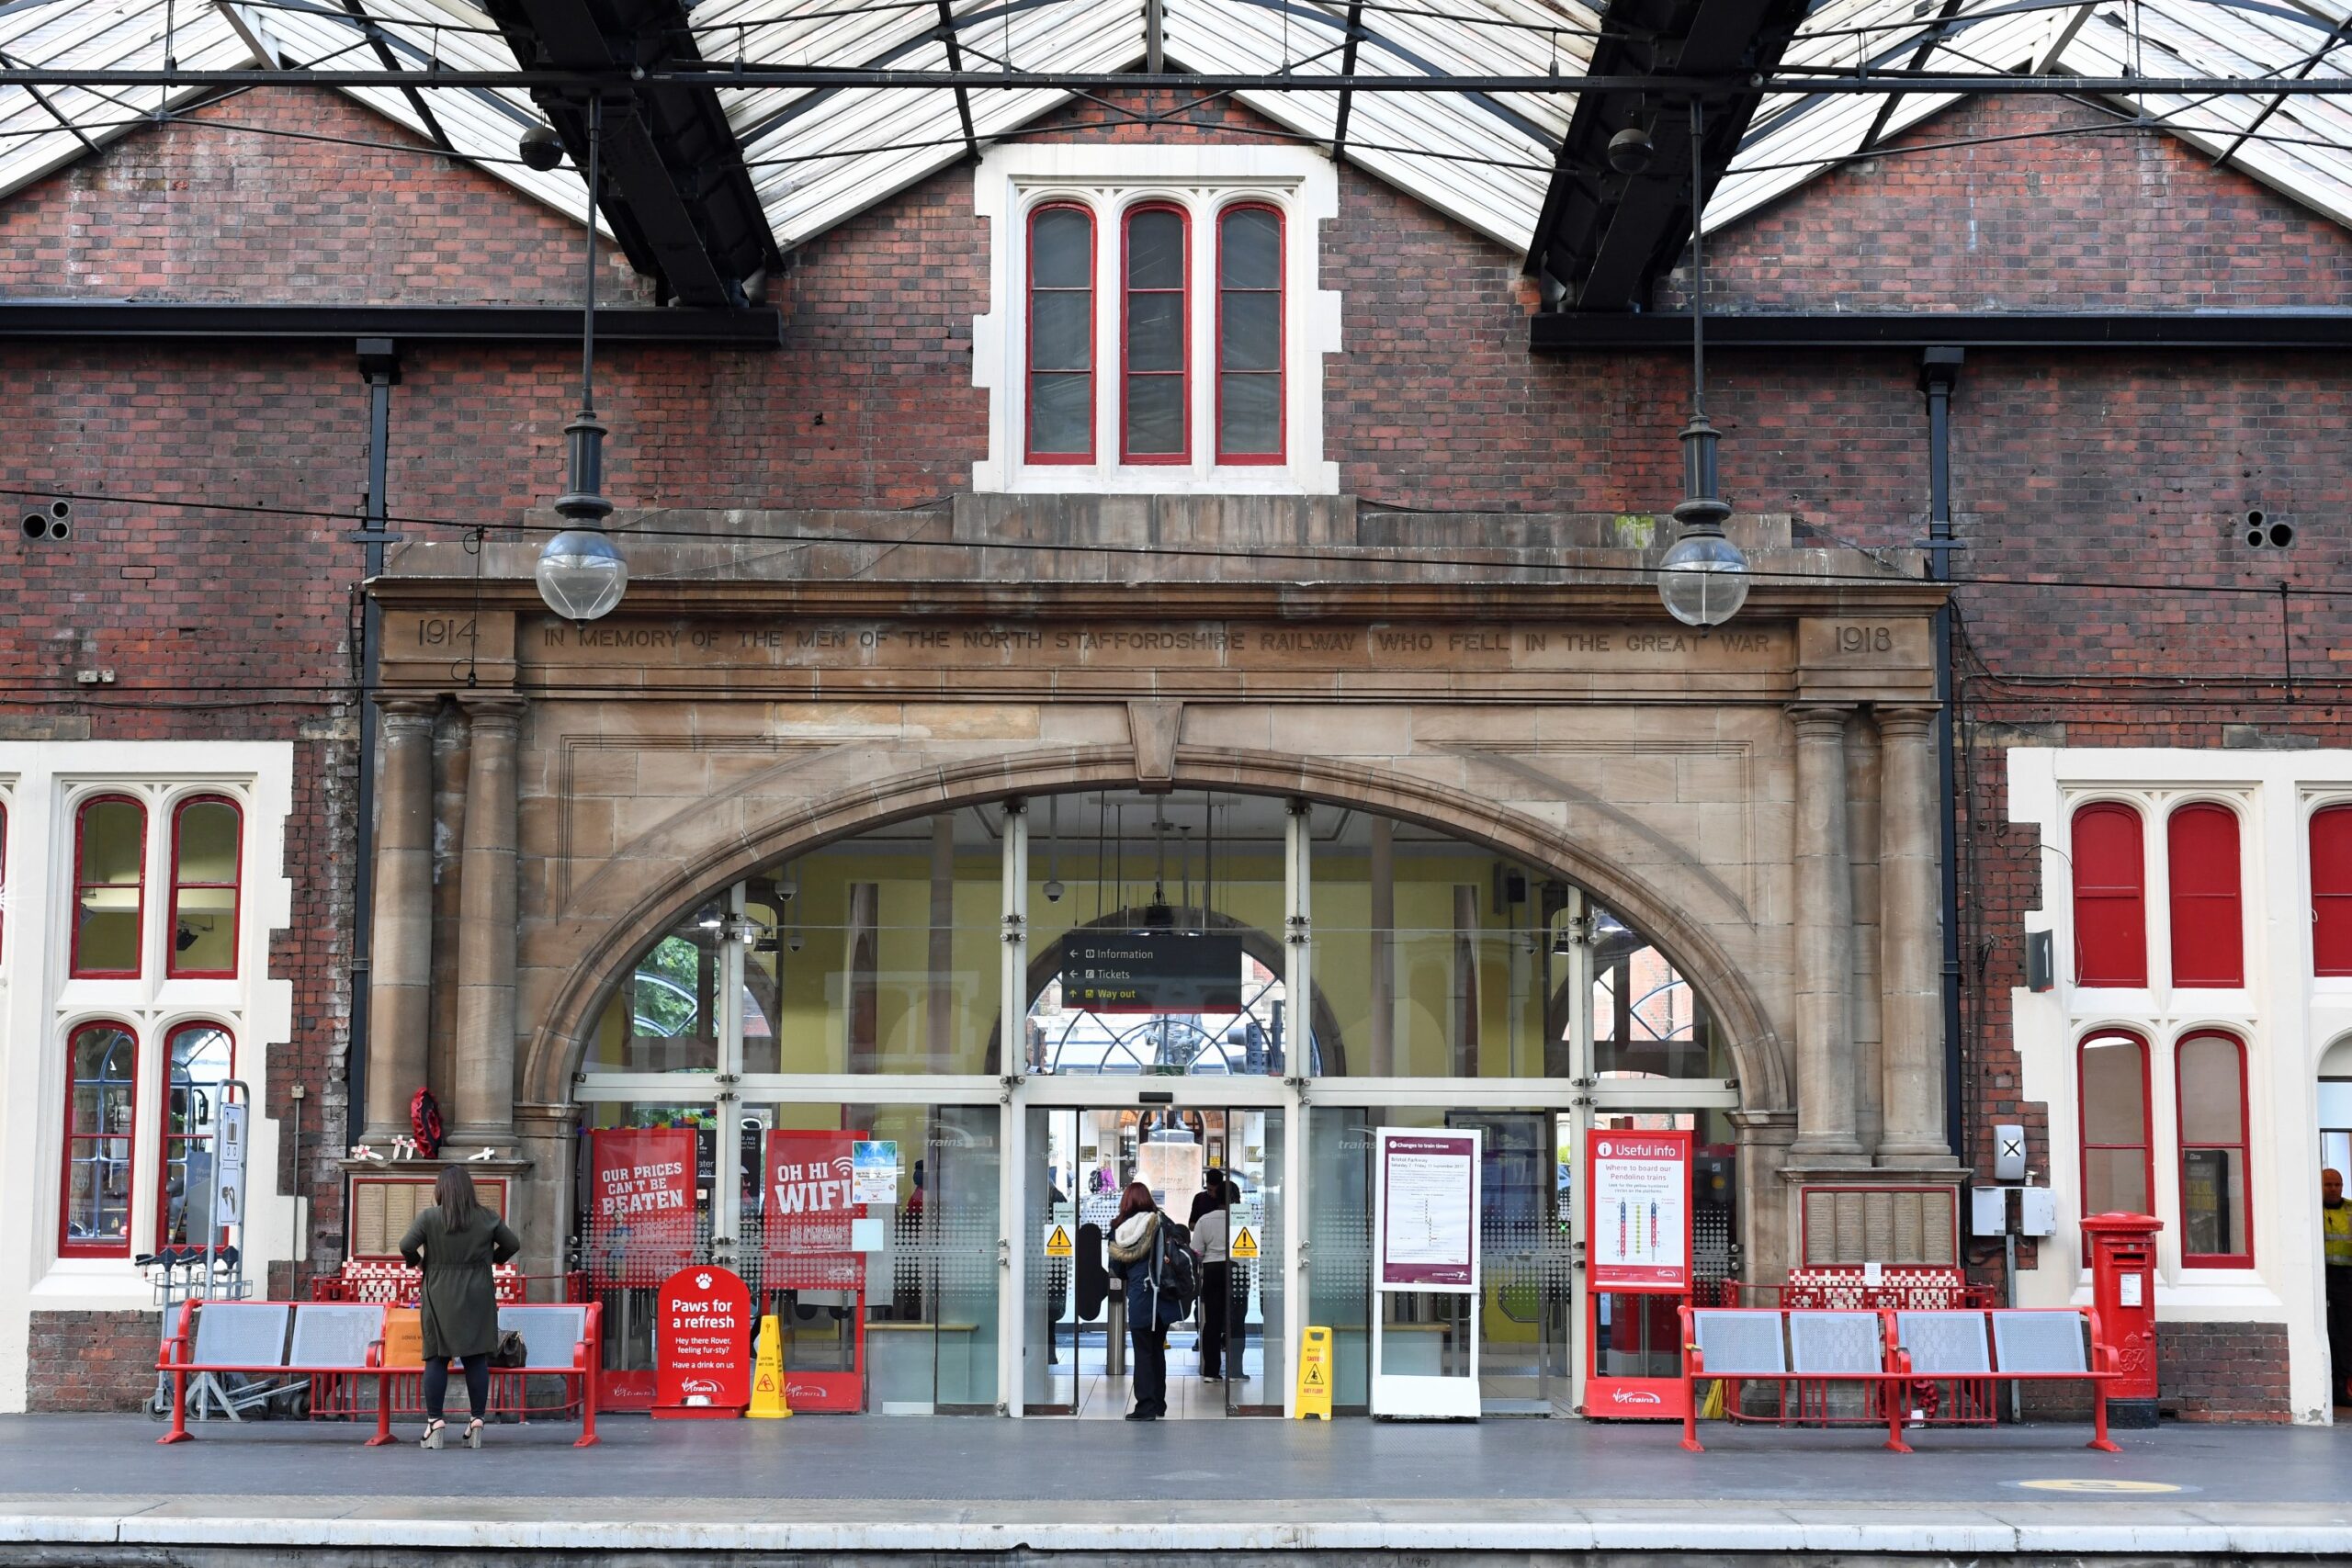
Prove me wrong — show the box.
[1025,203,1094,463]
[2166,803,2243,987]
[62,1021,140,1256]
[71,795,147,978]
[2078,1027,2152,1218]
[1215,203,1283,463]
[1121,203,1189,463]
[2176,1031,2251,1266]
[168,795,243,978]
[158,1023,235,1248]
[2072,803,2146,987]
[2311,805,2352,976]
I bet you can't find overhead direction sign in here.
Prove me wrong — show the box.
[1063,932,1242,1014]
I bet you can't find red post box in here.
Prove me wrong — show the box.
[2082,1212,2163,1425]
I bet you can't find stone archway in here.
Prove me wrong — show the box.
[521,745,1789,1113]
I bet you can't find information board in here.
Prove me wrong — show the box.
[1586,1131,1692,1291]
[1063,932,1243,1014]
[1376,1131,1479,1290]
[654,1264,752,1417]
[850,1140,899,1206]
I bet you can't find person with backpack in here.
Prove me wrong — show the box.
[1107,1180,1196,1420]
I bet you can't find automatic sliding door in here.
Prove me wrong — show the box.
[1227,1108,1284,1415]
[1024,1106,1079,1414]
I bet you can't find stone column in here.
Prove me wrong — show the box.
[451,694,524,1149]
[1876,705,1954,1164]
[362,694,439,1144]
[1845,714,1884,1159]
[512,1101,574,1290]
[1789,703,1865,1163]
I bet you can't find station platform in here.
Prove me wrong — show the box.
[1,1413,2346,1562]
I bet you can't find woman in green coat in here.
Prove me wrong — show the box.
[399,1166,521,1449]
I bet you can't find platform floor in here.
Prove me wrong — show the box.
[0,1413,2347,1556]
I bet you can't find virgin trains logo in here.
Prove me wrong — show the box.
[1609,1388,1664,1405]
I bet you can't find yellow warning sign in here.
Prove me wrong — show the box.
[1045,1224,1074,1258]
[1230,1225,1260,1260]
[746,1314,794,1420]
[1295,1324,1333,1420]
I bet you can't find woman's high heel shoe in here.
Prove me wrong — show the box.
[464,1419,484,1450]
[419,1419,446,1450]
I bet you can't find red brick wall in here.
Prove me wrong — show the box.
[2158,1321,2294,1421]
[0,87,647,305]
[25,1310,157,1413]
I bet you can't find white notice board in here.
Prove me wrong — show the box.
[1371,1126,1481,1419]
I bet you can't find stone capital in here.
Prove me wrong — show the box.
[455,693,526,733]
[1874,703,1939,739]
[1786,701,1857,737]
[375,693,442,726]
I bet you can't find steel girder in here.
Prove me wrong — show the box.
[477,0,779,308]
[1523,0,1810,310]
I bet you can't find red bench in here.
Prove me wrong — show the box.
[157,1300,602,1447]
[1678,1303,2120,1455]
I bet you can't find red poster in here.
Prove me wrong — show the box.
[763,1129,866,1291]
[654,1264,752,1418]
[761,1129,868,1413]
[587,1128,697,1285]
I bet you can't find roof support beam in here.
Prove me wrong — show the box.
[1525,0,1811,310]
[2211,13,2352,167]
[937,0,981,164]
[1329,0,1365,167]
[336,0,456,152]
[478,0,779,308]
[1531,310,2352,352]
[0,300,785,344]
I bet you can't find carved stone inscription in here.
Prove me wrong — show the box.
[526,618,1793,675]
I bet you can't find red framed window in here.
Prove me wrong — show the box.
[2071,802,2146,987]
[2312,805,2352,976]
[168,795,242,979]
[2166,803,2243,987]
[2078,1027,2153,1218]
[71,795,147,978]
[62,1021,140,1256]
[1121,202,1189,463]
[2176,1030,2252,1266]
[1215,203,1283,463]
[1025,202,1094,463]
[157,1022,235,1248]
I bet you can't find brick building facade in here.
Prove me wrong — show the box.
[1,74,2345,1418]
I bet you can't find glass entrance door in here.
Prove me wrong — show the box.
[1024,1102,1283,1416]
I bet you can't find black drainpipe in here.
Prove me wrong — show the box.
[349,337,401,1179]
[1920,346,1965,1162]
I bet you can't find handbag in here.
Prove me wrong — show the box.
[491,1329,527,1370]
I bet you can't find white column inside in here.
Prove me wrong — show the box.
[998,799,1029,1415]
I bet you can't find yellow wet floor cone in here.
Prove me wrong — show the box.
[747,1314,793,1419]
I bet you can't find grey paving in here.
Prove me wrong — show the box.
[0,1415,2346,1556]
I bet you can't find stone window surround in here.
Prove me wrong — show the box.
[0,742,297,1415]
[970,142,1343,496]
[2007,749,2352,1415]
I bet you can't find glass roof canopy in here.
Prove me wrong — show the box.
[1,0,2346,266]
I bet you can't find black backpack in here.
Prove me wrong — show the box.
[1152,1219,1200,1325]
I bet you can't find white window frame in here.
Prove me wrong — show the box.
[972,143,1342,495]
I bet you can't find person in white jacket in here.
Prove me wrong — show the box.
[1191,1178,1237,1381]
[1107,1182,1170,1419]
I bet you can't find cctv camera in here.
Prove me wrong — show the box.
[518,123,566,173]
[1607,125,1655,176]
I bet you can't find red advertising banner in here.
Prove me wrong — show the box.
[654,1264,752,1417]
[763,1129,866,1291]
[587,1128,698,1285]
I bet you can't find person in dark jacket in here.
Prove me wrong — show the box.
[1106,1180,1170,1420]
[399,1165,521,1449]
